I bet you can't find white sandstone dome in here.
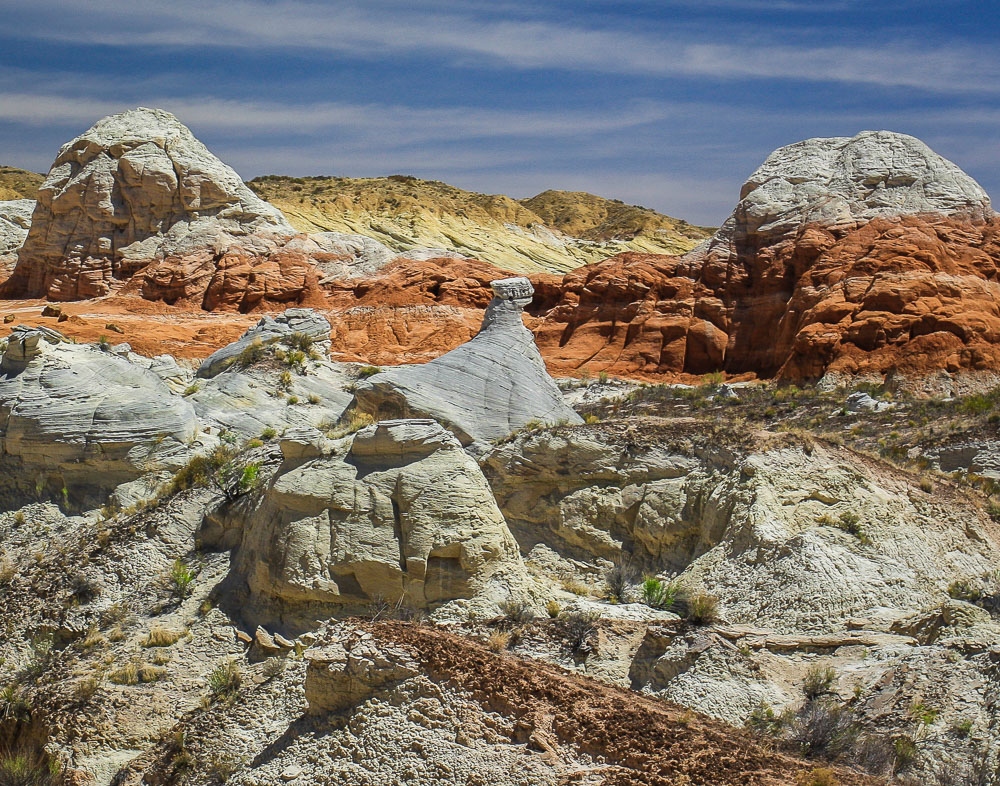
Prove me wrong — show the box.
[8,107,295,299]
[736,130,992,238]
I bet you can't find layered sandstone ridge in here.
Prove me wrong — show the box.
[249,174,711,274]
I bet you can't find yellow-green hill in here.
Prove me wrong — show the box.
[0,165,44,201]
[248,175,712,274]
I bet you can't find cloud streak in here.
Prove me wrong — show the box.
[4,0,1000,93]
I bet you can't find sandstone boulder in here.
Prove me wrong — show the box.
[235,419,527,626]
[197,308,331,379]
[0,326,197,505]
[352,277,581,444]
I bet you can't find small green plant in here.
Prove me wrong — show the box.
[803,664,837,700]
[307,393,321,405]
[358,365,381,378]
[169,559,196,599]
[583,413,601,424]
[951,718,974,737]
[746,702,790,736]
[283,332,315,353]
[598,371,609,384]
[545,600,561,618]
[238,463,260,492]
[182,383,199,397]
[278,370,293,390]
[908,700,938,726]
[834,511,870,545]
[244,438,263,449]
[0,684,33,723]
[640,576,678,609]
[207,659,242,701]
[261,427,278,440]
[286,395,299,405]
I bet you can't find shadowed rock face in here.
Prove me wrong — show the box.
[3,107,295,300]
[352,277,582,445]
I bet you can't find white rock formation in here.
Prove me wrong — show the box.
[352,277,582,444]
[0,325,197,504]
[0,199,33,255]
[236,418,528,626]
[694,130,994,260]
[6,107,295,299]
[197,308,331,379]
[483,427,1000,633]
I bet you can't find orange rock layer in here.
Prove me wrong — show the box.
[3,213,1000,384]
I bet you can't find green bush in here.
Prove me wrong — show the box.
[358,365,381,378]
[236,339,266,367]
[803,664,836,700]
[169,559,196,599]
[207,659,242,701]
[640,577,678,609]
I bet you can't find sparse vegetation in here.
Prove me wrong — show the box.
[207,659,242,701]
[803,665,837,700]
[142,625,185,648]
[169,559,196,600]
[640,576,678,610]
[603,557,637,602]
[684,593,719,625]
[357,365,381,378]
[236,339,266,367]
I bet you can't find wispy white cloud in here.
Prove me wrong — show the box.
[5,0,1000,93]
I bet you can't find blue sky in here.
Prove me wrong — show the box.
[0,0,997,225]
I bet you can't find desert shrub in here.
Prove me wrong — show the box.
[789,701,858,759]
[893,736,917,772]
[283,351,306,373]
[283,332,314,353]
[358,365,381,378]
[262,658,287,680]
[307,394,321,405]
[0,684,32,723]
[169,559,196,599]
[797,768,838,786]
[0,555,16,586]
[951,718,974,737]
[207,660,242,701]
[486,630,512,652]
[236,339,266,367]
[499,599,535,625]
[640,576,678,610]
[803,664,837,700]
[545,600,561,618]
[182,383,199,397]
[554,610,600,652]
[325,411,374,439]
[278,371,292,390]
[0,751,62,786]
[68,572,100,604]
[559,577,593,597]
[142,626,185,648]
[583,413,601,424]
[109,661,165,685]
[169,445,237,494]
[746,702,792,736]
[261,427,278,440]
[684,593,719,625]
[948,578,983,603]
[603,557,637,602]
[287,395,299,405]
